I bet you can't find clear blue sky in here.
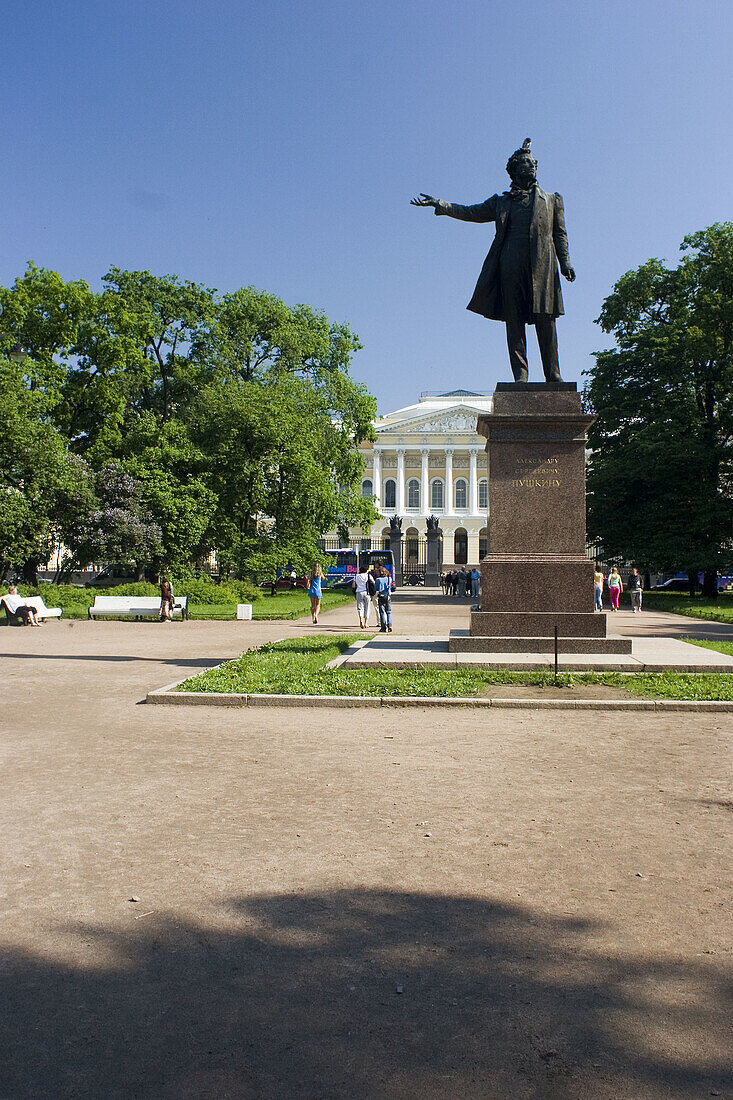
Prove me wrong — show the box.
[4,0,731,412]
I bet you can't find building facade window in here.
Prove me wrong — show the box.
[430,478,444,510]
[478,479,488,510]
[454,478,467,510]
[454,527,468,565]
[407,478,420,509]
[361,479,373,498]
[384,479,396,509]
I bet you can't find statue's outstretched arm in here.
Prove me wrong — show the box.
[434,197,497,223]
[411,194,498,223]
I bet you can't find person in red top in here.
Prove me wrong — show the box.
[160,577,175,621]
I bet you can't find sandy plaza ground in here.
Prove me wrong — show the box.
[1,591,731,1098]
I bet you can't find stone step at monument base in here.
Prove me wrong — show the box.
[470,611,610,638]
[449,629,632,654]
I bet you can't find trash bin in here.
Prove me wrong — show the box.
[236,603,253,620]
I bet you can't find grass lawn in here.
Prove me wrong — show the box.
[3,585,353,621]
[249,590,353,620]
[188,591,352,620]
[176,634,733,701]
[639,590,733,624]
[684,638,733,657]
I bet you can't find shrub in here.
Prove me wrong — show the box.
[168,575,261,604]
[110,582,160,598]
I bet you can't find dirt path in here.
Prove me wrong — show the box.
[0,601,731,1098]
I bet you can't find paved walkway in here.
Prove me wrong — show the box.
[333,588,733,672]
[1,595,731,1097]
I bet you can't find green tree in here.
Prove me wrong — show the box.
[585,224,733,597]
[190,288,377,576]
[71,465,162,577]
[0,350,94,582]
[1,268,376,581]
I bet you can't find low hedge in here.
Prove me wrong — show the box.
[1,576,262,616]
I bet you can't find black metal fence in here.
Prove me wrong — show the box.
[316,537,390,554]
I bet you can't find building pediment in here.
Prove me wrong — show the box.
[377,405,483,435]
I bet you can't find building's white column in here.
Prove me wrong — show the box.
[421,448,429,515]
[467,531,480,565]
[469,448,478,515]
[444,448,453,514]
[372,448,382,508]
[396,448,405,514]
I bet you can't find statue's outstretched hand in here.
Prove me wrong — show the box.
[410,193,438,207]
[561,264,576,282]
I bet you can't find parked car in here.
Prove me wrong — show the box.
[652,572,733,592]
[651,576,692,591]
[86,565,141,587]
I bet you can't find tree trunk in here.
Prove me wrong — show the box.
[20,557,40,586]
[702,570,718,600]
[686,569,697,598]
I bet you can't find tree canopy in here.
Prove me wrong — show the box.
[584,223,733,596]
[0,266,377,581]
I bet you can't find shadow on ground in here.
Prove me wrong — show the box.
[1,890,729,1098]
[0,653,226,667]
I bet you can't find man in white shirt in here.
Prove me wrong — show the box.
[352,565,373,629]
[1,585,41,626]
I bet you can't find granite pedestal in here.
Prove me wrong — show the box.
[450,382,630,655]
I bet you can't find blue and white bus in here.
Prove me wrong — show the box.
[322,547,395,589]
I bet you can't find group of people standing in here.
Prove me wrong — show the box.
[441,568,480,599]
[307,562,394,632]
[351,563,393,631]
[593,567,643,613]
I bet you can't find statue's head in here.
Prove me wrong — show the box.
[506,138,537,186]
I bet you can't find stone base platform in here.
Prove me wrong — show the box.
[449,630,632,654]
[468,611,609,639]
[328,634,733,674]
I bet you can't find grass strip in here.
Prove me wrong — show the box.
[640,591,733,625]
[175,635,733,701]
[250,591,353,620]
[684,638,733,657]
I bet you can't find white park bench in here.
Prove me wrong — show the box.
[88,595,188,620]
[26,596,63,620]
[2,594,63,624]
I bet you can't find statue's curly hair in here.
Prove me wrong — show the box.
[506,138,537,178]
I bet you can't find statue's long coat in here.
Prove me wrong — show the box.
[434,186,571,321]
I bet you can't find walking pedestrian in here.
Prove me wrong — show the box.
[369,564,380,625]
[375,564,393,632]
[308,562,324,624]
[160,576,175,621]
[352,563,372,629]
[593,568,605,612]
[608,567,623,611]
[627,568,643,613]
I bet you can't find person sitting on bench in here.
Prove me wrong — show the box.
[1,585,41,626]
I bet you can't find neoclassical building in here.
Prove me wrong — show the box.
[354,389,494,570]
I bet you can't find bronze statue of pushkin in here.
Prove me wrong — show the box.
[411,139,575,383]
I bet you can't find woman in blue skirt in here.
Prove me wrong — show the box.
[308,563,324,624]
